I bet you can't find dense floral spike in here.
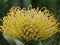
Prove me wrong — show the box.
[1,6,58,42]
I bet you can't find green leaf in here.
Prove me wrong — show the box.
[3,34,24,45]
[3,34,16,45]
[15,40,24,45]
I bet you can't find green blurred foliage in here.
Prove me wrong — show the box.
[32,0,60,18]
[0,0,60,45]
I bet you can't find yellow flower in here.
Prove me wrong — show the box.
[0,6,58,42]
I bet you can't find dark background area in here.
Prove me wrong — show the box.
[0,0,60,45]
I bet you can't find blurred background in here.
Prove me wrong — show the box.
[0,0,60,45]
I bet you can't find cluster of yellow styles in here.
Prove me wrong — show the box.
[0,6,58,42]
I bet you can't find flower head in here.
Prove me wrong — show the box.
[1,6,58,42]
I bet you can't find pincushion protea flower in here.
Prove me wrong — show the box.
[0,6,58,44]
